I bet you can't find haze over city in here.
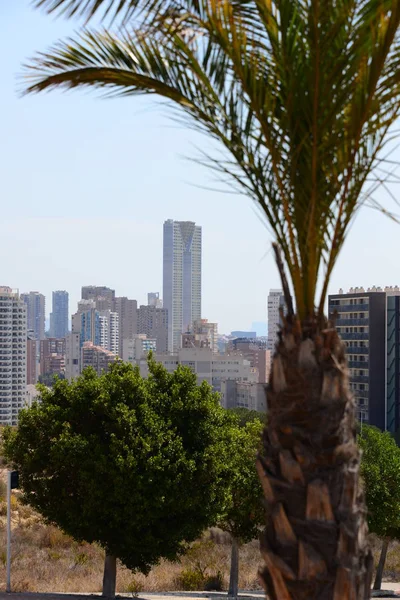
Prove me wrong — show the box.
[2,2,400,334]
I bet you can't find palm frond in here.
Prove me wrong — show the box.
[27,0,400,319]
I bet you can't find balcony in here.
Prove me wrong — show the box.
[348,361,369,369]
[336,318,369,326]
[350,375,369,383]
[344,346,369,354]
[339,332,369,340]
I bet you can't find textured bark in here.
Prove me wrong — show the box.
[258,316,373,600]
[102,553,117,598]
[228,537,239,597]
[373,538,390,590]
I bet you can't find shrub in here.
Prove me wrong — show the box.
[204,571,224,591]
[175,568,205,590]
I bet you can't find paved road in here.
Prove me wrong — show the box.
[0,589,399,599]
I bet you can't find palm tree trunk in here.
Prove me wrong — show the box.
[373,538,390,590]
[102,553,117,598]
[257,317,373,600]
[228,537,239,598]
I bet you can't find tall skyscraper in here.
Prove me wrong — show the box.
[137,305,168,353]
[50,290,69,338]
[329,286,400,432]
[163,219,202,352]
[26,331,38,385]
[81,286,115,310]
[21,291,46,341]
[112,297,137,357]
[99,310,119,355]
[267,289,285,352]
[0,287,27,425]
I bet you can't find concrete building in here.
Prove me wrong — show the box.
[99,310,119,355]
[79,307,101,347]
[136,347,258,392]
[163,219,202,352]
[148,293,162,308]
[65,332,81,380]
[220,380,266,412]
[26,331,38,385]
[40,338,66,380]
[49,291,69,338]
[329,286,400,431]
[123,335,157,362]
[267,289,285,352]
[112,297,137,357]
[21,291,45,341]
[81,342,117,375]
[192,319,218,352]
[226,337,271,383]
[26,384,40,408]
[0,287,27,425]
[137,305,168,353]
[81,286,115,310]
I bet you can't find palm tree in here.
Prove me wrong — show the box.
[27,1,400,598]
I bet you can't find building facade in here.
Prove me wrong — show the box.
[163,219,202,352]
[148,292,162,308]
[112,297,137,357]
[99,310,119,355]
[50,290,69,338]
[329,287,397,430]
[137,305,168,353]
[40,338,66,380]
[81,342,117,375]
[123,335,157,362]
[226,337,271,383]
[65,332,81,380]
[0,287,27,425]
[81,286,115,309]
[26,331,38,385]
[267,289,285,352]
[220,380,267,412]
[21,291,45,341]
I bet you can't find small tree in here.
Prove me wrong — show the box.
[359,425,400,590]
[218,419,264,597]
[3,360,234,598]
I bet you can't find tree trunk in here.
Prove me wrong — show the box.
[373,538,390,590]
[228,537,239,598]
[102,553,117,598]
[257,316,373,600]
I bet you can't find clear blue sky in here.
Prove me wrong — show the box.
[1,2,400,334]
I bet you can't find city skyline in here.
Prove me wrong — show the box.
[3,3,400,336]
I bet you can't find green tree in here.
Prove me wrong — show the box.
[24,1,400,596]
[228,407,266,428]
[3,361,234,598]
[359,425,400,591]
[218,419,264,597]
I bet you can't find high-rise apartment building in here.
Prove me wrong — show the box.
[65,332,81,380]
[148,293,162,308]
[81,286,115,309]
[0,287,27,425]
[81,342,117,375]
[99,310,119,355]
[50,291,69,338]
[329,286,400,431]
[40,338,66,379]
[21,291,45,341]
[182,319,218,352]
[163,219,202,352]
[26,331,38,385]
[267,289,285,352]
[137,305,168,353]
[112,297,137,357]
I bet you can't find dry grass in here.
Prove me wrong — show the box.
[0,490,262,594]
[0,476,399,593]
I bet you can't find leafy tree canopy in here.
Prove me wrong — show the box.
[228,407,267,428]
[359,425,400,537]
[218,419,264,543]
[3,360,235,573]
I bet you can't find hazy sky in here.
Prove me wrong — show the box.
[2,2,400,334]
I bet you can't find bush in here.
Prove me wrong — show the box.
[125,578,144,596]
[175,568,205,590]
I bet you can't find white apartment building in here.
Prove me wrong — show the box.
[220,380,267,412]
[99,310,119,355]
[136,347,258,392]
[123,335,157,362]
[65,331,81,380]
[163,220,202,352]
[267,289,285,352]
[0,287,27,425]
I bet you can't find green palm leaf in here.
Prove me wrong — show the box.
[26,0,400,319]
